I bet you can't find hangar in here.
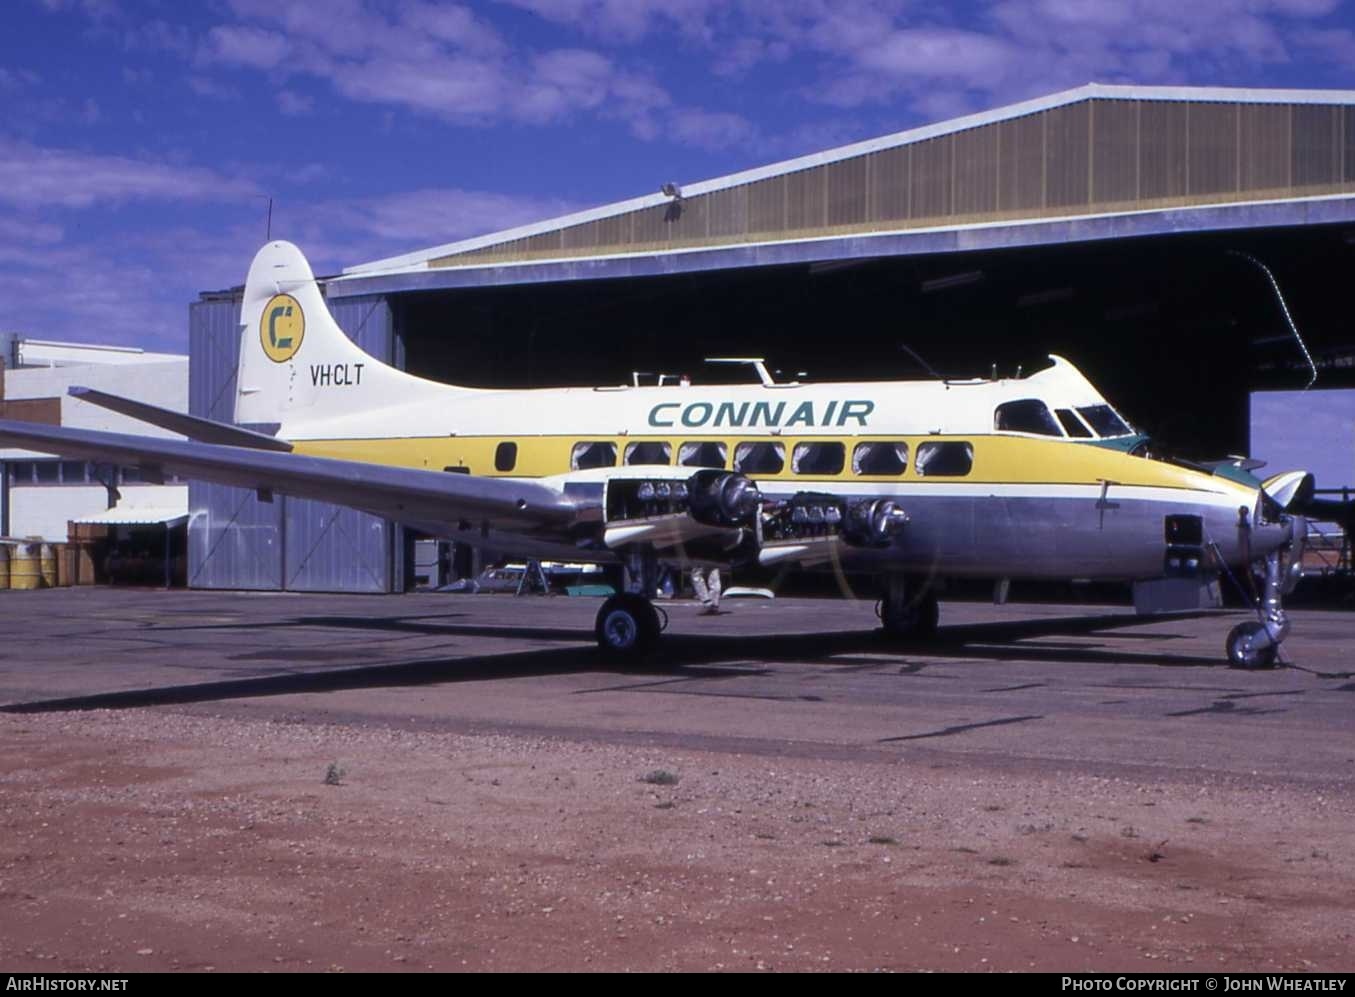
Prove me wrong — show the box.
[188,83,1355,592]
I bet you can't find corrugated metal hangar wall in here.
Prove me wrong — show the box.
[435,96,1355,268]
[187,292,404,592]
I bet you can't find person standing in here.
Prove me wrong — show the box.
[690,565,723,615]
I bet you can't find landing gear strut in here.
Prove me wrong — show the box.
[595,545,663,661]
[879,574,940,640]
[1226,517,1304,669]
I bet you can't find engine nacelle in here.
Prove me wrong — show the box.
[686,470,762,527]
[845,497,909,547]
[765,493,908,548]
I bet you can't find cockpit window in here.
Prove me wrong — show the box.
[1055,409,1093,438]
[994,399,1063,437]
[1076,405,1132,437]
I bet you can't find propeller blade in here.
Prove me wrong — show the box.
[1260,470,1315,510]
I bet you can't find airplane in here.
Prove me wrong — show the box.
[0,241,1323,669]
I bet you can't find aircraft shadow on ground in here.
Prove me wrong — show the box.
[0,610,1238,715]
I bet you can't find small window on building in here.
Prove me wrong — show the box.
[995,399,1063,436]
[1076,405,1133,438]
[571,441,617,470]
[679,441,727,468]
[915,441,974,477]
[733,441,785,475]
[624,441,672,466]
[8,462,34,485]
[495,441,517,472]
[852,442,909,475]
[791,441,845,475]
[119,465,145,484]
[60,461,87,484]
[34,461,60,484]
[1056,409,1093,438]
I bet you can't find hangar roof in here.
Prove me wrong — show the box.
[332,83,1355,298]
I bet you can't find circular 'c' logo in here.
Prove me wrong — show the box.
[260,294,305,363]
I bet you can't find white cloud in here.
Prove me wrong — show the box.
[310,187,585,250]
[0,139,260,209]
[667,108,758,150]
[201,2,676,133]
[499,0,723,43]
[277,89,314,116]
[201,24,293,70]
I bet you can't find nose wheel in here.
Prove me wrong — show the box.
[595,593,662,660]
[1226,621,1279,670]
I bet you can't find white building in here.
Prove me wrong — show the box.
[1,336,188,542]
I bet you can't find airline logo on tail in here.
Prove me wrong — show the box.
[260,294,305,363]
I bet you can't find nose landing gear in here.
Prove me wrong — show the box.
[1226,520,1304,669]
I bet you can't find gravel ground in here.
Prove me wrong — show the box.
[3,707,1353,973]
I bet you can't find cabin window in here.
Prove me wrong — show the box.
[734,441,785,475]
[914,441,974,477]
[1055,409,1093,438]
[679,441,727,468]
[791,441,845,475]
[624,441,672,466]
[570,441,617,470]
[852,442,909,475]
[1077,405,1132,438]
[494,441,517,472]
[995,399,1062,437]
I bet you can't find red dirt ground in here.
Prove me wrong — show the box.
[2,710,1352,972]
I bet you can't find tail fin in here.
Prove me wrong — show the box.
[235,241,452,428]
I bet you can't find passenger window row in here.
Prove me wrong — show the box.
[565,439,974,477]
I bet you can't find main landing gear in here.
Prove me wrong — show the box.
[595,545,664,661]
[595,593,662,658]
[878,574,940,640]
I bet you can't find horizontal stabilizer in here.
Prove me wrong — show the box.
[69,386,293,452]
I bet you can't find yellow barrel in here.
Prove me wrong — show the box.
[39,543,57,588]
[10,543,43,590]
[0,544,9,590]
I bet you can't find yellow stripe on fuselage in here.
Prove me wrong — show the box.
[291,433,1250,497]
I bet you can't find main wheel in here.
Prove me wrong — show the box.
[881,590,940,640]
[595,594,661,660]
[1226,621,1278,669]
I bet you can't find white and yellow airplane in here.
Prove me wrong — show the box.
[0,242,1316,667]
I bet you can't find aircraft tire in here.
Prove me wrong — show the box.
[1226,621,1278,669]
[881,590,940,640]
[595,594,660,660]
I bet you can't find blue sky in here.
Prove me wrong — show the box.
[3,0,1355,352]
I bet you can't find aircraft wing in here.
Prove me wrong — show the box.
[0,420,578,532]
